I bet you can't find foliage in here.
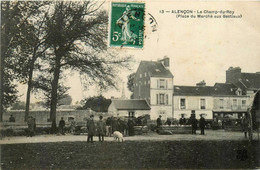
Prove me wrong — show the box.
[127,73,135,99]
[1,1,49,117]
[59,95,72,105]
[78,95,111,112]
[10,101,26,110]
[42,1,132,125]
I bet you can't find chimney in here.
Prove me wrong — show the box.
[226,67,241,83]
[159,56,170,69]
[196,80,206,87]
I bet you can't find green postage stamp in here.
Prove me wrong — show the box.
[109,2,145,48]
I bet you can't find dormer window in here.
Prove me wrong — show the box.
[155,69,160,72]
[236,88,242,96]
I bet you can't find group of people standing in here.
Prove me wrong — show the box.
[106,116,136,137]
[156,114,206,135]
[86,115,107,143]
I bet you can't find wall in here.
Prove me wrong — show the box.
[150,105,172,120]
[213,96,250,111]
[173,96,213,119]
[115,110,150,118]
[4,110,109,124]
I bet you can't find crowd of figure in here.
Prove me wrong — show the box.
[86,115,144,142]
[8,112,250,139]
[156,113,206,135]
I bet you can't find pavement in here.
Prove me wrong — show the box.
[1,130,258,145]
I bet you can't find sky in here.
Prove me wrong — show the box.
[17,1,260,104]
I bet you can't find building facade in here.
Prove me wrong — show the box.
[133,57,174,120]
[173,85,214,120]
[107,99,150,118]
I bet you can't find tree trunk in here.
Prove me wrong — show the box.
[50,55,61,132]
[24,49,38,122]
[24,62,34,122]
[0,2,9,122]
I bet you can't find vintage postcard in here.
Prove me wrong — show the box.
[0,0,259,169]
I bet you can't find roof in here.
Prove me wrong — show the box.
[213,83,239,95]
[111,99,150,110]
[138,61,173,78]
[174,83,244,96]
[240,73,260,90]
[174,86,215,96]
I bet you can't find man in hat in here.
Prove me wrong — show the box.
[199,114,206,135]
[87,115,96,143]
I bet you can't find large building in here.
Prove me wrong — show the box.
[129,61,260,121]
[133,57,174,120]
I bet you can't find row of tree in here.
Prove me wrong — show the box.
[1,1,132,130]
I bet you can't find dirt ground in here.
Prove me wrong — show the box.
[0,130,260,169]
[1,130,259,144]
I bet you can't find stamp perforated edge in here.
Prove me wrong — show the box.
[108,1,146,49]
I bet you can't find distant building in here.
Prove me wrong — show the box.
[212,83,250,119]
[133,57,174,120]
[173,85,214,120]
[226,67,260,96]
[107,99,150,117]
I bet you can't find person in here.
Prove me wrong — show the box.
[106,117,112,136]
[70,118,76,134]
[118,118,126,135]
[157,115,162,127]
[199,114,206,135]
[9,115,15,122]
[27,116,34,137]
[241,114,249,138]
[116,5,140,44]
[111,116,119,133]
[127,118,135,136]
[165,118,171,126]
[179,114,186,125]
[97,116,106,142]
[87,115,96,143]
[59,117,66,135]
[190,114,198,134]
[156,115,163,133]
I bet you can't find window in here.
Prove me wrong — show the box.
[233,99,237,107]
[158,79,167,88]
[156,94,167,105]
[144,72,147,77]
[219,99,224,109]
[242,100,246,107]
[180,98,186,109]
[140,74,142,78]
[200,99,206,109]
[160,94,165,104]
